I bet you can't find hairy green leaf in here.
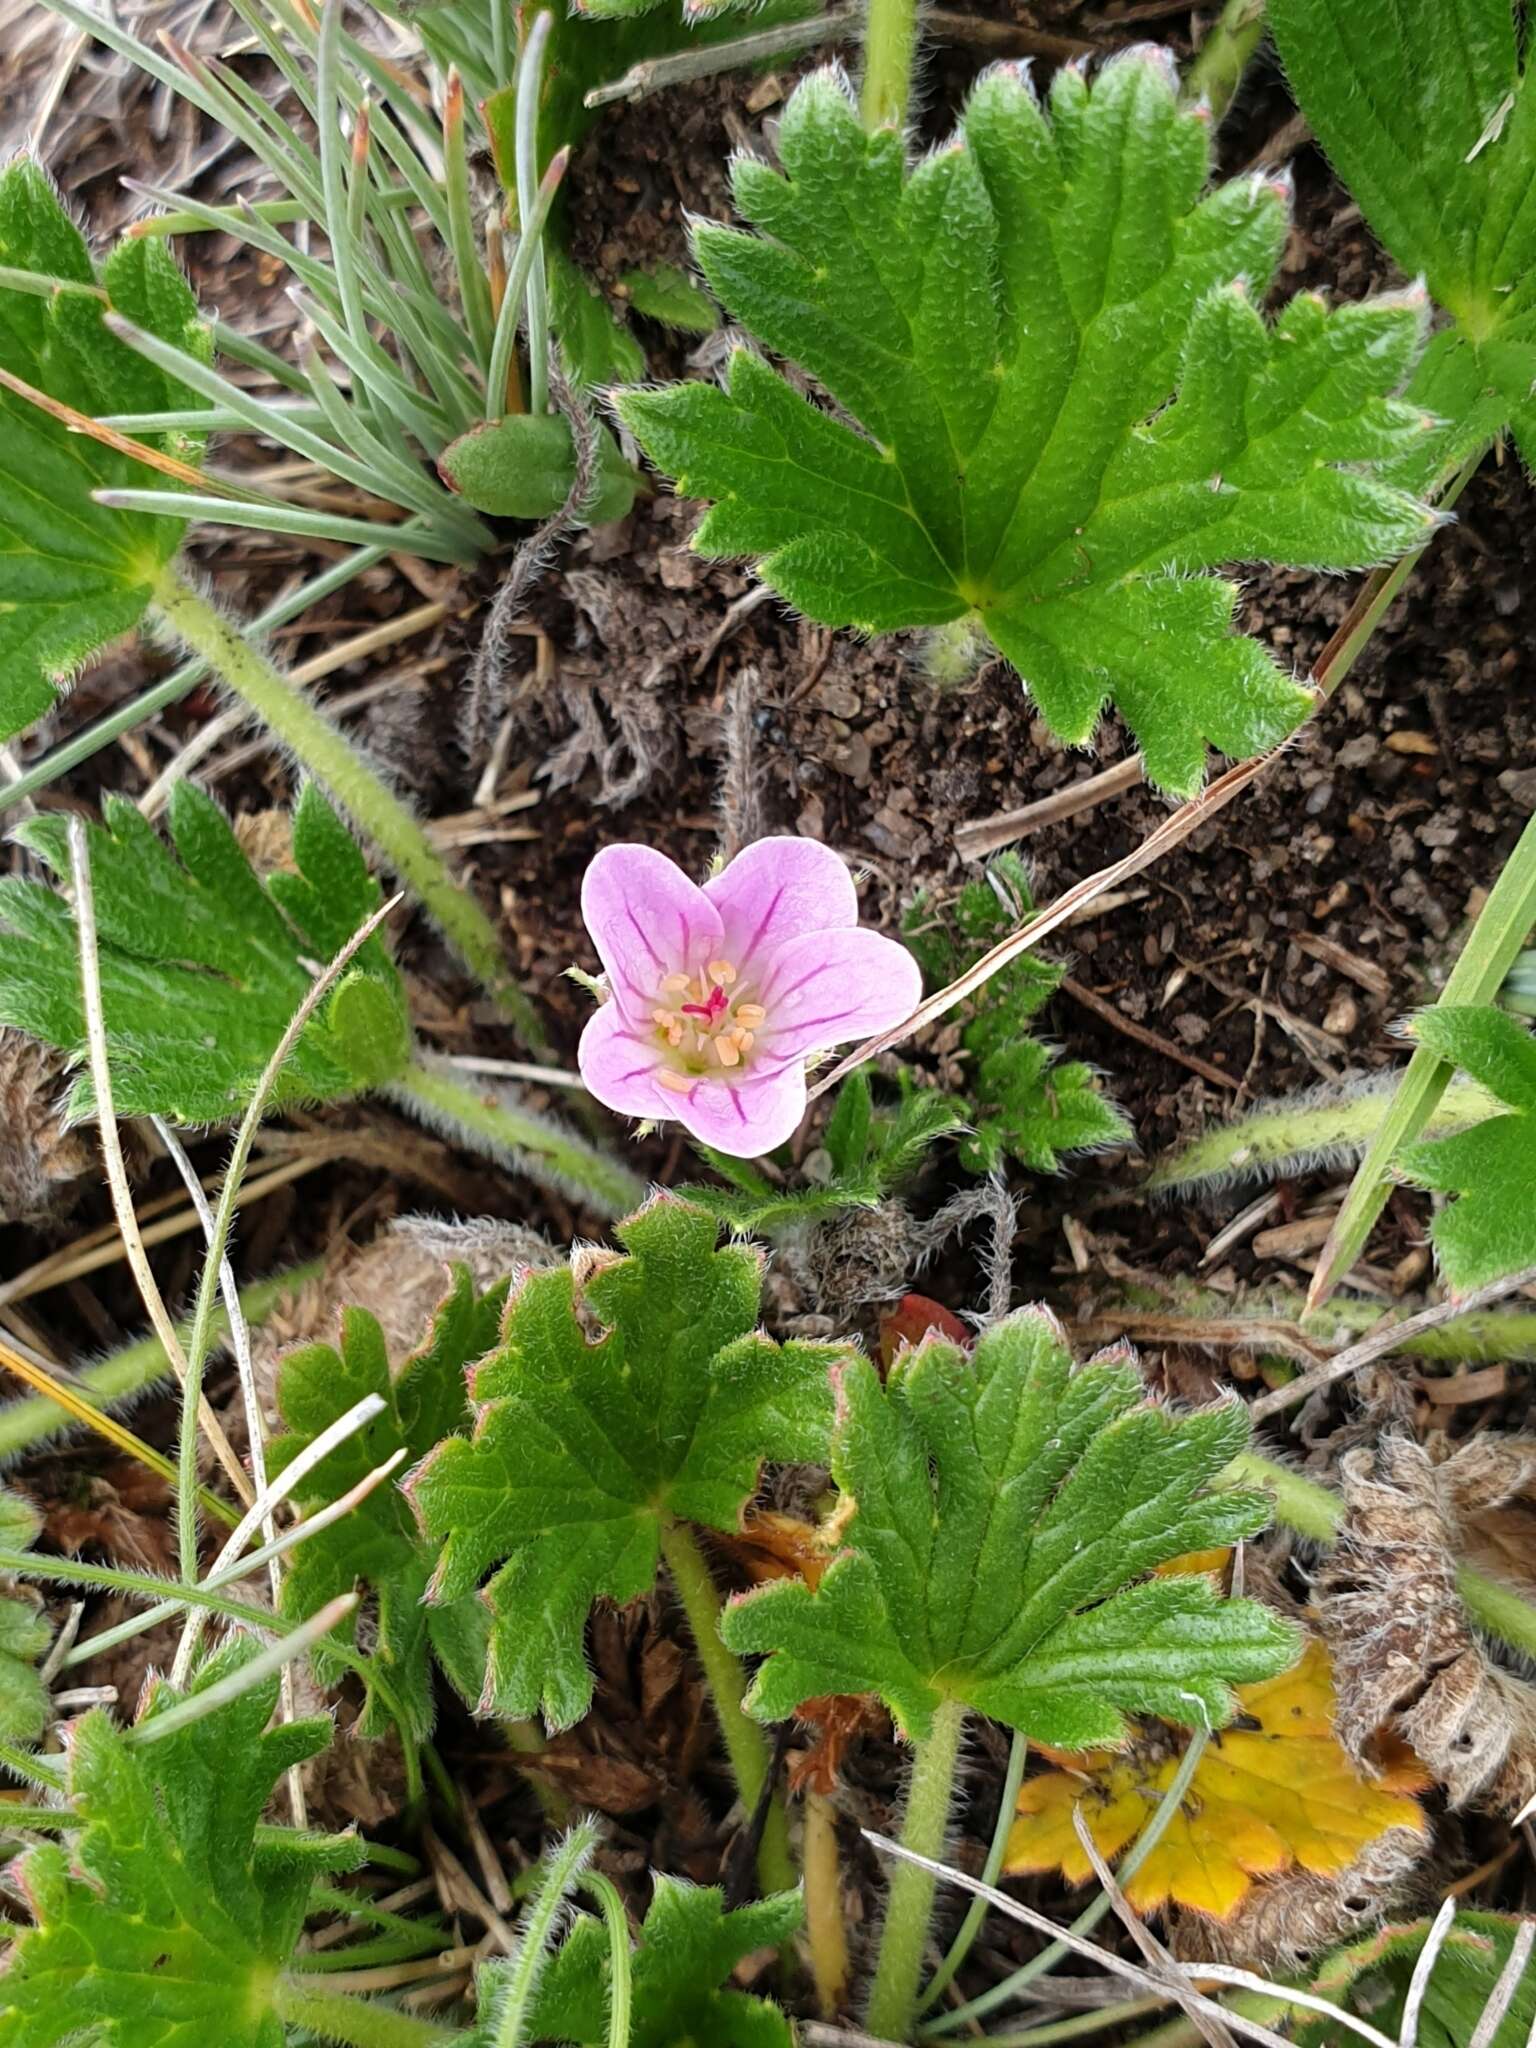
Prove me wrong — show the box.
[617,58,1436,794]
[1397,1006,1536,1290]
[438,411,638,522]
[0,157,207,745]
[508,1878,800,2048]
[904,854,1132,1173]
[0,780,412,1123]
[269,1268,511,1743]
[0,1643,355,2047]
[409,1196,841,1728]
[0,1492,51,1746]
[1269,0,1536,488]
[1298,1912,1536,2048]
[721,1310,1298,1745]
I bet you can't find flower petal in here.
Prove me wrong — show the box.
[578,1002,672,1122]
[705,836,859,970]
[671,1066,810,1157]
[581,844,723,1020]
[755,927,923,1063]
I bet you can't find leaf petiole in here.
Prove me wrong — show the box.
[658,1518,797,1898]
[866,1696,969,2041]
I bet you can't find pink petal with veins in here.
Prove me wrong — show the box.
[671,1065,810,1157]
[754,927,923,1065]
[577,1001,671,1122]
[581,844,723,1021]
[704,836,859,969]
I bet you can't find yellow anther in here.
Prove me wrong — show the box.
[708,959,738,985]
[660,972,690,995]
[736,1030,755,1053]
[735,1003,766,1028]
[656,1068,694,1095]
[716,1035,742,1068]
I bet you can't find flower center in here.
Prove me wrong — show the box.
[650,959,767,1092]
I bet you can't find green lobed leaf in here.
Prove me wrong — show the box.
[1396,1005,1536,1290]
[0,157,208,745]
[1268,0,1536,489]
[0,780,412,1124]
[268,1267,511,1743]
[617,57,1437,794]
[1296,1912,1536,2048]
[0,1492,51,1746]
[0,1642,355,2047]
[721,1309,1298,1745]
[408,1196,842,1728]
[438,410,638,522]
[903,854,1132,1174]
[508,1877,800,2048]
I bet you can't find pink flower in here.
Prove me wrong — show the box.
[577,837,922,1157]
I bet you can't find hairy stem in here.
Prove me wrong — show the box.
[1144,1078,1496,1194]
[861,0,919,131]
[271,1977,458,2048]
[149,564,543,1045]
[804,1789,850,2017]
[0,1264,318,1465]
[390,1058,643,1218]
[495,1823,599,2047]
[920,1725,1028,2011]
[657,1518,796,1898]
[867,1697,968,2042]
[1310,803,1536,1309]
[1227,1449,1536,1660]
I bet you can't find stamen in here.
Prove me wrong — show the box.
[735,1003,766,1028]
[660,973,690,995]
[707,959,738,985]
[656,1068,694,1095]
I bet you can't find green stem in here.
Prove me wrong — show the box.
[657,1518,796,1898]
[860,0,918,131]
[495,1822,599,2047]
[149,564,544,1045]
[390,1058,643,1218]
[1144,1078,1495,1196]
[580,1872,634,2048]
[0,1263,319,1465]
[0,547,384,821]
[866,1697,968,2043]
[1309,806,1536,1307]
[1227,1449,1536,1659]
[271,1977,458,2048]
[918,1725,1028,2011]
[1121,1988,1288,2048]
[986,1997,1177,2046]
[1183,0,1266,119]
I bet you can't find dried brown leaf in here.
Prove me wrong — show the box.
[1319,1435,1536,1814]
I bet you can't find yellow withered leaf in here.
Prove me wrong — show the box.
[1006,1638,1429,1920]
